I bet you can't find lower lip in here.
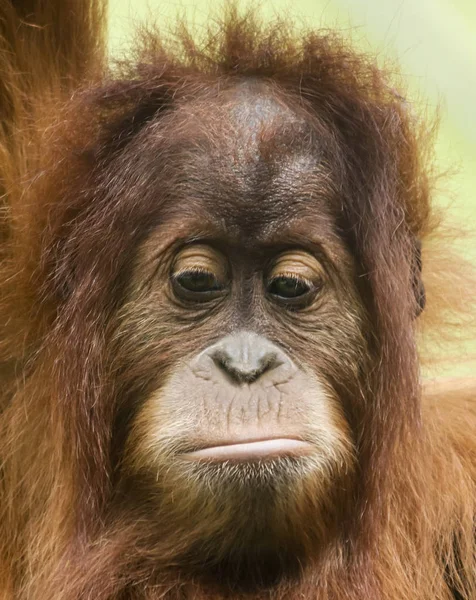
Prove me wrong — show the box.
[184,439,313,461]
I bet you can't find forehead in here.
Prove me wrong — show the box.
[156,81,338,242]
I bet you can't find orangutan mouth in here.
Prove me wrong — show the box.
[183,438,314,461]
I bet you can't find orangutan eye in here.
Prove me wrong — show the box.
[171,244,229,302]
[266,250,324,307]
[174,269,223,294]
[267,275,312,300]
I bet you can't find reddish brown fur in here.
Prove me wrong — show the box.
[0,2,475,599]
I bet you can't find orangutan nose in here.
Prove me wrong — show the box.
[208,331,288,384]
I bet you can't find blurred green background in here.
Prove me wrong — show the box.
[108,0,476,377]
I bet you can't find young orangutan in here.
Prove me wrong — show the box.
[0,2,475,599]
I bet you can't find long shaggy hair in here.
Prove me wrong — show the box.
[0,2,475,599]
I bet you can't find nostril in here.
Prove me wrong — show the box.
[257,353,283,376]
[211,349,281,384]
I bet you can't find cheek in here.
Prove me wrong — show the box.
[111,294,234,385]
[260,291,368,372]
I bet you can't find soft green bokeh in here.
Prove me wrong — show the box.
[109,0,476,376]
